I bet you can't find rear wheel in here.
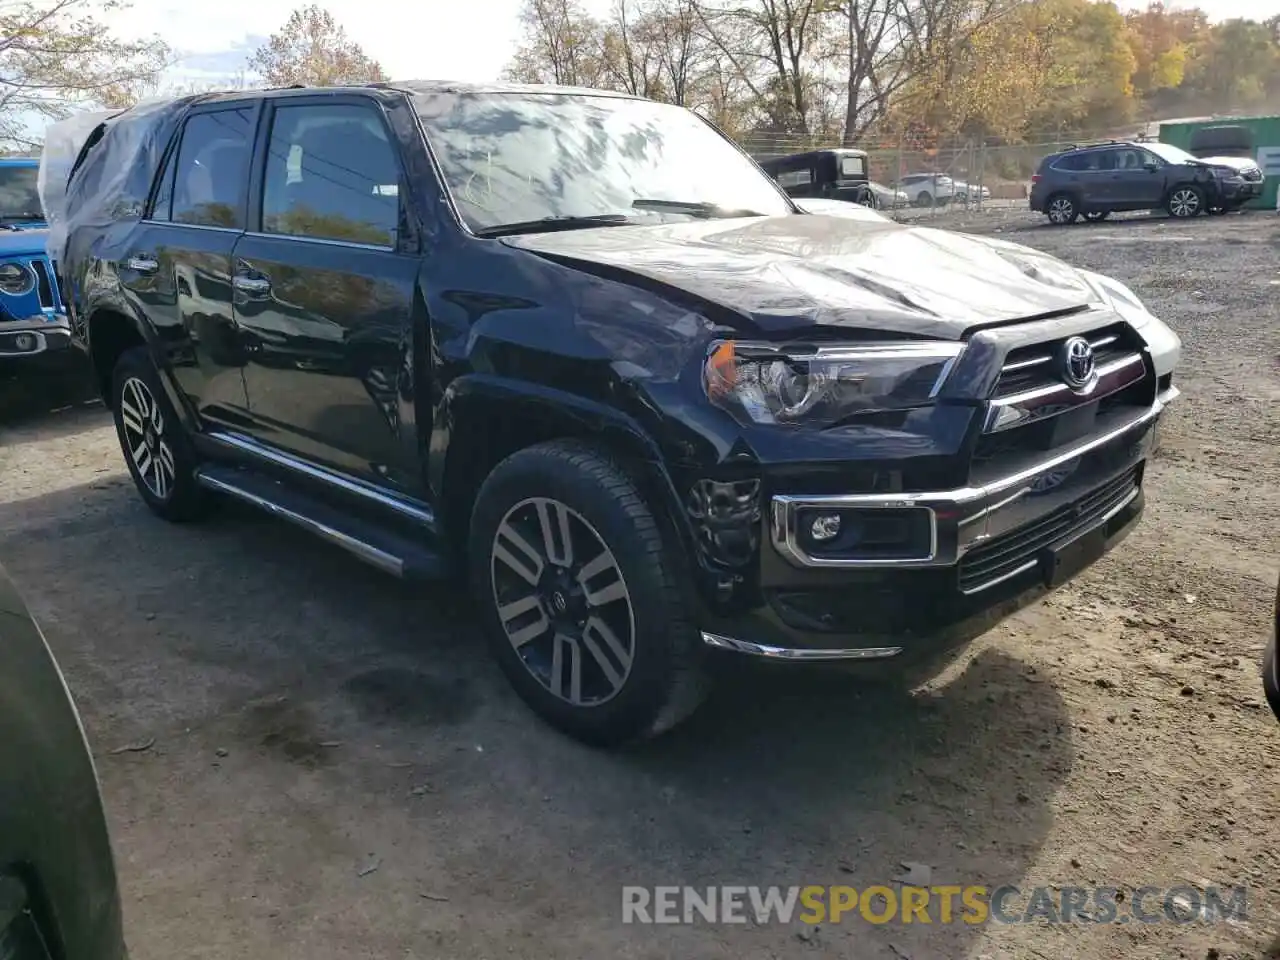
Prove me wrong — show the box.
[111,346,211,522]
[469,440,707,746]
[1046,193,1078,225]
[1166,184,1204,218]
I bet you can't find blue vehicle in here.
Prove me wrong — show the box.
[0,156,83,393]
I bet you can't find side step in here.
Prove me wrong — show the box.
[194,464,449,580]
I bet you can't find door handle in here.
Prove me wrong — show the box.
[127,256,158,274]
[233,275,271,295]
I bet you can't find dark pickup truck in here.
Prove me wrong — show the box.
[54,82,1181,745]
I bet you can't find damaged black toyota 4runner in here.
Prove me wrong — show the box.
[49,83,1181,745]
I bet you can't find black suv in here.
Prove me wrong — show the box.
[57,82,1182,745]
[759,149,874,207]
[1030,139,1264,224]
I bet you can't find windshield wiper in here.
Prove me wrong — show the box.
[632,199,765,219]
[473,214,635,238]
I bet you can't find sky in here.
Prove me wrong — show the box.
[100,0,1280,93]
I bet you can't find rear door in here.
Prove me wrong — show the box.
[231,95,419,487]
[117,102,257,426]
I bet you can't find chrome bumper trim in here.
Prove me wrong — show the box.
[772,397,1173,570]
[702,632,902,661]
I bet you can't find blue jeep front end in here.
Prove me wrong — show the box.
[0,158,82,382]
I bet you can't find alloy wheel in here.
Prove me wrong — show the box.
[1048,197,1075,223]
[1170,188,1200,217]
[119,376,177,500]
[490,497,635,706]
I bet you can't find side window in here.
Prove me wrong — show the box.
[1053,154,1085,172]
[1092,150,1118,172]
[170,109,255,228]
[777,166,814,189]
[1114,149,1145,170]
[260,103,400,247]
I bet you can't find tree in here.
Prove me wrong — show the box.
[503,0,607,86]
[0,0,170,147]
[247,4,386,87]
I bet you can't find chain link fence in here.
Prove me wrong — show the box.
[737,130,1134,219]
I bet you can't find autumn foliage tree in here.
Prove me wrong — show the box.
[248,4,387,87]
[0,0,169,147]
[504,0,1280,148]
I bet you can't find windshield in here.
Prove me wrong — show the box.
[1145,142,1199,165]
[412,91,792,232]
[0,164,44,221]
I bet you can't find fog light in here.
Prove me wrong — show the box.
[809,513,842,541]
[13,333,36,352]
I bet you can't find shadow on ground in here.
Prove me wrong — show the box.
[0,476,1076,959]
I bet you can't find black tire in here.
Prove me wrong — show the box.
[916,190,933,208]
[1265,631,1280,722]
[1084,210,1110,222]
[468,439,707,746]
[110,346,212,522]
[1046,193,1078,225]
[1166,184,1204,218]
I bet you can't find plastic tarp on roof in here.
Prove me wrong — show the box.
[38,97,185,263]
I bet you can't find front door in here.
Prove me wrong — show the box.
[1113,147,1165,208]
[232,97,419,490]
[117,103,257,428]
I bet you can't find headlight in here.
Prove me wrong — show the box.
[0,262,34,296]
[1079,270,1154,329]
[703,339,964,428]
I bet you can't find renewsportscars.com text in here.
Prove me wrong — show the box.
[621,885,1248,926]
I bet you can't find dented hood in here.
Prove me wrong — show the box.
[500,214,1101,340]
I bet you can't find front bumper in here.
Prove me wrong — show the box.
[1217,179,1263,203]
[0,313,83,371]
[697,385,1177,664]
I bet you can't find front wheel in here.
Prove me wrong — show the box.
[915,191,933,208]
[469,440,707,746]
[1166,185,1204,218]
[111,346,212,522]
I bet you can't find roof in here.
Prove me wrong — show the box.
[390,79,647,101]
[760,147,869,164]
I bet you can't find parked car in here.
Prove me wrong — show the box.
[1267,575,1280,721]
[759,148,873,207]
[1030,139,1265,225]
[0,157,84,395]
[952,179,991,203]
[897,173,957,206]
[866,181,909,209]
[55,82,1181,745]
[0,562,126,960]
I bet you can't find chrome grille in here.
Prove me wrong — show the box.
[992,322,1135,399]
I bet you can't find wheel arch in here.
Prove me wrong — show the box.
[430,376,696,564]
[84,305,149,408]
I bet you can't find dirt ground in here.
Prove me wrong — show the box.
[1,208,1278,960]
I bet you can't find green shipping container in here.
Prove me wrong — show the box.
[1159,115,1280,210]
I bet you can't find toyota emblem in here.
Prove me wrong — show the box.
[1059,336,1096,390]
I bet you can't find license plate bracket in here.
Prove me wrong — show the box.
[1042,526,1108,589]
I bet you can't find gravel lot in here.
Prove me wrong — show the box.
[2,208,1278,960]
